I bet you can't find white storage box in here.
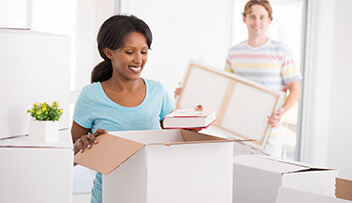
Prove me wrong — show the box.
[276,187,352,203]
[0,130,73,203]
[0,28,70,140]
[75,129,235,203]
[233,154,337,203]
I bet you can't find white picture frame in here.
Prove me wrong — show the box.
[176,61,285,147]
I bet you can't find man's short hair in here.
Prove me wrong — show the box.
[243,0,273,21]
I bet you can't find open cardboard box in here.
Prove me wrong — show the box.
[75,129,238,203]
[233,154,337,203]
[336,177,352,201]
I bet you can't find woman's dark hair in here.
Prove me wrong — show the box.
[91,15,153,83]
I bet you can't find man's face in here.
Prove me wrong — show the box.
[243,4,271,38]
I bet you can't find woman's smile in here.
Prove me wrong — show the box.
[129,65,142,73]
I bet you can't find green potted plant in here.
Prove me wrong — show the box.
[27,101,63,142]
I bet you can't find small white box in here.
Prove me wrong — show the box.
[75,129,235,203]
[0,130,73,203]
[28,119,60,142]
[233,154,337,203]
[276,187,352,203]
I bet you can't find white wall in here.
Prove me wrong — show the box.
[120,0,233,96]
[301,0,352,179]
[327,0,352,180]
[0,0,28,28]
[74,0,116,91]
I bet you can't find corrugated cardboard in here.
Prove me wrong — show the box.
[74,129,234,175]
[0,130,73,203]
[336,177,352,201]
[75,129,235,203]
[74,134,145,175]
[233,154,337,203]
[199,127,268,156]
[276,187,352,203]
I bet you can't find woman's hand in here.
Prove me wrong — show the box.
[184,104,204,132]
[194,104,203,112]
[74,129,108,153]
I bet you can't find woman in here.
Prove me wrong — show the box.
[71,15,175,203]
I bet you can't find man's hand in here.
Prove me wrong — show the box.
[267,107,284,127]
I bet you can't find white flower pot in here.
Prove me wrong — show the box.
[28,119,59,142]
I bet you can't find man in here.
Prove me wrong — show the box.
[225,0,302,158]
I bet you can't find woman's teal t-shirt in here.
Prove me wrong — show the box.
[73,78,175,203]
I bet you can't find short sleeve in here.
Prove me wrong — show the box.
[159,83,175,121]
[280,46,302,84]
[73,88,94,129]
[224,50,233,73]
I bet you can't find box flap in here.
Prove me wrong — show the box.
[233,141,269,156]
[175,129,237,145]
[74,134,145,175]
[336,177,352,201]
[110,129,235,146]
[257,155,336,173]
[181,129,228,141]
[109,129,184,144]
[233,155,309,173]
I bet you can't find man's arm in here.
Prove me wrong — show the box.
[267,80,301,127]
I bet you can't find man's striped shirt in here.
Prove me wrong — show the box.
[225,39,302,92]
[225,39,302,137]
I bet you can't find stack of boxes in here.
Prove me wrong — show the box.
[1,29,351,203]
[0,29,72,202]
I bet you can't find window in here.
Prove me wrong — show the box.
[232,0,306,161]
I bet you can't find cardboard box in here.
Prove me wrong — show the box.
[199,127,268,156]
[233,154,337,203]
[0,130,73,203]
[75,129,235,203]
[336,177,352,201]
[232,141,268,156]
[276,187,352,203]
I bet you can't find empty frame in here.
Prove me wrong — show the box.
[176,62,285,147]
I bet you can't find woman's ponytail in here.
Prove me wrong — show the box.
[91,61,113,83]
